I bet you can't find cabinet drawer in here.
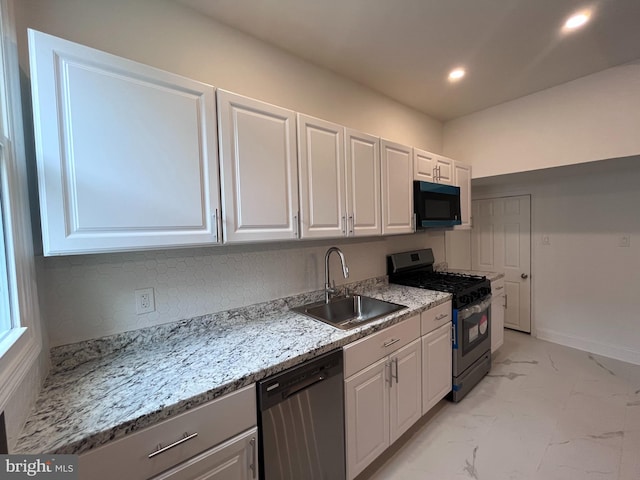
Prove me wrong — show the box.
[344,314,420,378]
[421,301,452,335]
[491,278,505,296]
[79,384,256,480]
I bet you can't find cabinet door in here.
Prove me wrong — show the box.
[152,428,258,480]
[345,129,381,237]
[380,140,413,235]
[345,358,389,480]
[413,147,436,182]
[389,339,422,443]
[217,90,298,243]
[297,114,346,238]
[454,162,472,228]
[491,279,506,353]
[422,322,453,414]
[434,155,454,185]
[28,29,220,255]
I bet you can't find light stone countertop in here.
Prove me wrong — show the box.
[14,277,451,456]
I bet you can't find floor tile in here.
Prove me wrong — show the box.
[361,330,640,480]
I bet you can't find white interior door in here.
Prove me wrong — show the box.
[472,195,531,333]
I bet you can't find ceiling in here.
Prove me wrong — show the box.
[176,0,640,122]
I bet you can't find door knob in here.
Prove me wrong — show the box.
[521,273,528,279]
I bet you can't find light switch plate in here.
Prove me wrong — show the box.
[618,235,631,248]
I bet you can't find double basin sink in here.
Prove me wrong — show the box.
[293,295,407,330]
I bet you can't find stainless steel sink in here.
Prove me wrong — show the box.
[292,295,407,330]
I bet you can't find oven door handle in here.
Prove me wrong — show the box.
[457,295,492,320]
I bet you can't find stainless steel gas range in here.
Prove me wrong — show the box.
[387,249,492,402]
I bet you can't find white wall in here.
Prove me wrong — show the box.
[443,61,640,178]
[14,0,442,152]
[14,0,447,347]
[42,233,445,346]
[473,157,640,365]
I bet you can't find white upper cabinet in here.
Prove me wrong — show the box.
[381,140,413,235]
[217,90,299,243]
[28,30,220,255]
[297,114,346,238]
[413,148,436,183]
[297,118,381,239]
[345,129,381,237]
[453,161,472,228]
[414,148,453,185]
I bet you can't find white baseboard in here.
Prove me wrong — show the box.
[536,328,640,366]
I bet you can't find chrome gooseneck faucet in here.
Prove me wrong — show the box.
[324,247,349,303]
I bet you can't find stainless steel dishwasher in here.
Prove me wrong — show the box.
[257,349,345,480]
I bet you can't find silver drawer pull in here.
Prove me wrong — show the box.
[383,338,400,348]
[435,313,448,321]
[249,437,257,478]
[148,432,199,458]
[495,286,504,291]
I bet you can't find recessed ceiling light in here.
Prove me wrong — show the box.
[563,11,591,31]
[448,68,465,82]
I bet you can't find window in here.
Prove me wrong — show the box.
[0,0,42,410]
[0,145,11,340]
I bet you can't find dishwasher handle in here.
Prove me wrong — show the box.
[258,349,343,411]
[285,374,327,399]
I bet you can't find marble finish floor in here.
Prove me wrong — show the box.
[364,330,640,480]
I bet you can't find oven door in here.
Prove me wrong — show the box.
[452,296,491,376]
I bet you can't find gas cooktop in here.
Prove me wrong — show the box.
[387,249,491,310]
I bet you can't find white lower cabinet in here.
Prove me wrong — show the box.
[152,428,257,480]
[421,301,453,414]
[491,277,506,352]
[422,323,452,413]
[78,385,257,480]
[344,315,421,479]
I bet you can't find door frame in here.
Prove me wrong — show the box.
[471,192,533,335]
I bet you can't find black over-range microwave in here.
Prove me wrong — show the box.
[413,180,462,228]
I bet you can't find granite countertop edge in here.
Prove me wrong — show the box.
[15,277,452,456]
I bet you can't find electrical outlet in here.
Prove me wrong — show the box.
[618,235,631,248]
[135,288,155,314]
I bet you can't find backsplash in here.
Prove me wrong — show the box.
[41,233,445,346]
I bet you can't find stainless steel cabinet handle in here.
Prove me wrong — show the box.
[348,214,354,235]
[392,358,399,384]
[293,213,299,238]
[412,213,417,232]
[341,215,346,235]
[249,437,257,478]
[435,313,448,321]
[212,209,219,243]
[148,432,198,458]
[385,361,392,387]
[495,285,504,291]
[383,338,400,348]
[504,294,508,309]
